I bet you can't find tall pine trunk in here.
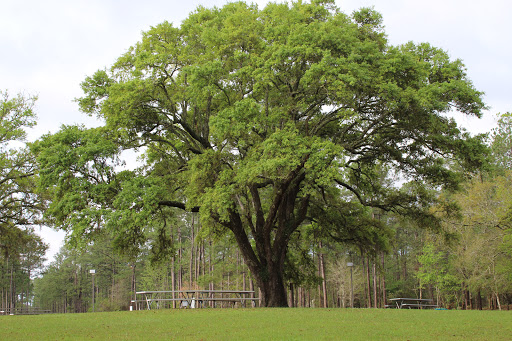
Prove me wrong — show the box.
[373,261,378,308]
[381,252,387,306]
[319,241,328,308]
[365,255,372,308]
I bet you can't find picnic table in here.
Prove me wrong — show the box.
[131,290,257,310]
[0,308,52,315]
[387,298,438,309]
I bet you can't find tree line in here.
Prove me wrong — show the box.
[1,1,511,312]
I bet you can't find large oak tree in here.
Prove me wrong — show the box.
[36,1,487,306]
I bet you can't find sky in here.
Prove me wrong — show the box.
[1,0,511,264]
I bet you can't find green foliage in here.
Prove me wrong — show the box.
[33,125,122,246]
[491,112,512,172]
[417,243,460,304]
[440,172,512,306]
[0,90,37,143]
[33,125,176,256]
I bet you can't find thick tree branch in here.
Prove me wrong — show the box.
[158,200,200,212]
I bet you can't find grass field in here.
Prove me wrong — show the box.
[1,308,510,340]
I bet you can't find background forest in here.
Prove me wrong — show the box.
[2,1,512,313]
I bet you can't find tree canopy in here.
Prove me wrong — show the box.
[0,90,43,257]
[490,112,512,172]
[0,90,48,313]
[35,0,487,306]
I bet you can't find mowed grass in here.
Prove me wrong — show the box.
[1,308,511,340]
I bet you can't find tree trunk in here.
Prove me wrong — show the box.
[381,252,387,306]
[209,239,214,308]
[197,241,203,286]
[131,263,136,301]
[73,267,78,313]
[365,256,372,308]
[469,291,473,310]
[223,213,291,307]
[254,265,289,307]
[318,241,328,308]
[477,290,482,310]
[402,254,407,281]
[373,261,378,308]
[464,286,470,310]
[171,257,176,308]
[395,249,400,281]
[9,260,15,312]
[289,283,294,308]
[189,214,195,287]
[178,225,183,289]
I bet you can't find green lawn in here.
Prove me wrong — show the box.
[1,308,510,340]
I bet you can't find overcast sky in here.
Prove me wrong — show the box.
[2,0,510,264]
